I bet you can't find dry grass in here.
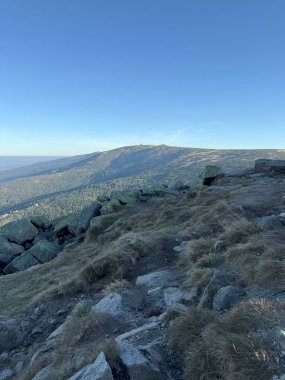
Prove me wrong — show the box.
[182,268,213,289]
[196,253,223,268]
[241,246,285,288]
[20,303,121,380]
[169,299,280,380]
[102,279,131,295]
[179,238,215,265]
[168,307,216,355]
[222,219,260,245]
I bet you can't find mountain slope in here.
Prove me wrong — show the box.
[1,145,285,224]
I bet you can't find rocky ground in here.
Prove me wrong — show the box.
[1,160,285,379]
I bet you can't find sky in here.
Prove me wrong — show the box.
[0,0,285,155]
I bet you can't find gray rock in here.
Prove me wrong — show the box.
[54,202,101,237]
[279,212,285,225]
[31,326,44,335]
[118,341,165,380]
[30,215,52,230]
[116,322,159,343]
[113,191,139,205]
[163,287,198,306]
[213,286,245,310]
[136,269,184,288]
[100,199,123,215]
[76,202,102,231]
[0,237,25,258]
[254,159,285,174]
[0,369,13,380]
[197,165,223,187]
[92,293,122,316]
[256,215,282,230]
[3,252,40,274]
[89,214,118,231]
[67,352,114,380]
[0,219,38,244]
[31,365,56,380]
[210,270,233,287]
[27,240,61,263]
[32,235,48,245]
[214,240,226,252]
[97,195,110,203]
[173,181,190,191]
[0,253,17,266]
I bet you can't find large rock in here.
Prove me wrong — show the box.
[118,341,165,380]
[3,252,40,274]
[89,214,118,231]
[256,215,282,230]
[0,236,25,256]
[0,219,38,244]
[0,253,16,266]
[92,293,122,316]
[68,352,114,380]
[54,202,101,237]
[136,269,184,288]
[212,286,245,310]
[100,199,123,215]
[197,165,223,186]
[31,366,56,380]
[27,240,61,263]
[30,215,52,230]
[254,159,285,174]
[113,191,139,205]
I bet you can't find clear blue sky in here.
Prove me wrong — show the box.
[0,0,284,155]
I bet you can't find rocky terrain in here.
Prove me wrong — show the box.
[1,159,285,379]
[1,145,285,226]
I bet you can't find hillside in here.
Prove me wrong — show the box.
[1,160,285,380]
[0,157,63,172]
[1,145,285,225]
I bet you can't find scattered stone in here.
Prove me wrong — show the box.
[31,326,44,336]
[136,269,184,288]
[163,287,197,306]
[212,286,245,310]
[92,293,122,316]
[0,219,38,244]
[67,352,114,380]
[256,216,282,230]
[116,322,159,343]
[27,240,61,263]
[254,159,285,174]
[147,287,162,296]
[3,252,40,274]
[118,341,165,380]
